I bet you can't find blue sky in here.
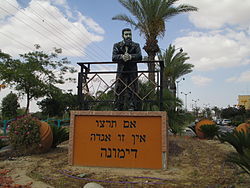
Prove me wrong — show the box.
[1,0,250,112]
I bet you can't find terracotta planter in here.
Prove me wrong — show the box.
[39,121,53,153]
[195,119,215,139]
[236,123,250,133]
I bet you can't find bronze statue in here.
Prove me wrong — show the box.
[112,28,142,111]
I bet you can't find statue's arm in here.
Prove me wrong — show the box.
[130,43,142,61]
[112,43,123,61]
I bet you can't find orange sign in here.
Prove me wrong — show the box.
[69,111,168,169]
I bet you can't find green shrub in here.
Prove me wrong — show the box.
[51,125,69,148]
[227,148,250,174]
[200,124,219,139]
[218,130,250,155]
[219,130,250,175]
[8,115,40,154]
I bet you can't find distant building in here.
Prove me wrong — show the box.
[238,95,250,110]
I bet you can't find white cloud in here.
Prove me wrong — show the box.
[36,0,69,9]
[174,30,250,71]
[0,0,19,20]
[226,70,250,83]
[174,1,250,72]
[0,0,107,112]
[191,75,212,86]
[0,0,104,60]
[53,0,67,6]
[179,0,250,29]
[77,12,105,34]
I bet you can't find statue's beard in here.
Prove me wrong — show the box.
[124,38,132,47]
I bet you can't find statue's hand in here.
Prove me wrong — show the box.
[122,53,132,62]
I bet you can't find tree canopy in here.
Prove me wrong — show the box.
[38,88,78,117]
[0,45,76,113]
[1,92,20,119]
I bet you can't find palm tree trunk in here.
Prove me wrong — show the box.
[162,72,171,90]
[143,37,160,83]
[147,55,155,83]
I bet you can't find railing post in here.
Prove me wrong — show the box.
[78,64,90,110]
[78,72,83,110]
[159,60,164,111]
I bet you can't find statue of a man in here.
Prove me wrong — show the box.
[112,28,142,111]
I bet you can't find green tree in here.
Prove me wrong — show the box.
[158,44,194,97]
[93,89,115,111]
[221,106,248,126]
[112,0,197,82]
[1,92,20,119]
[38,88,78,117]
[0,46,76,114]
[221,106,239,119]
[0,51,11,62]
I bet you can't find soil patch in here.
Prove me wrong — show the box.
[0,136,249,187]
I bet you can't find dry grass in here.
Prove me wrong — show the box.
[1,136,250,188]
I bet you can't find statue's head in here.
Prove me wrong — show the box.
[122,28,132,46]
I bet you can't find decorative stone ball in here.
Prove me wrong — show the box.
[39,121,53,153]
[236,122,250,133]
[195,119,215,139]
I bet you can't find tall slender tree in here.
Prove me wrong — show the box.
[112,0,197,82]
[1,92,20,119]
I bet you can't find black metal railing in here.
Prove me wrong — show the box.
[77,60,164,111]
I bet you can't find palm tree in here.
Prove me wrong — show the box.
[211,106,221,119]
[158,44,194,97]
[112,0,197,82]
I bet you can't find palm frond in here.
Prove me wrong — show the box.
[163,4,197,20]
[112,14,138,27]
[160,44,193,80]
[218,130,250,155]
[51,125,69,148]
[177,5,198,12]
